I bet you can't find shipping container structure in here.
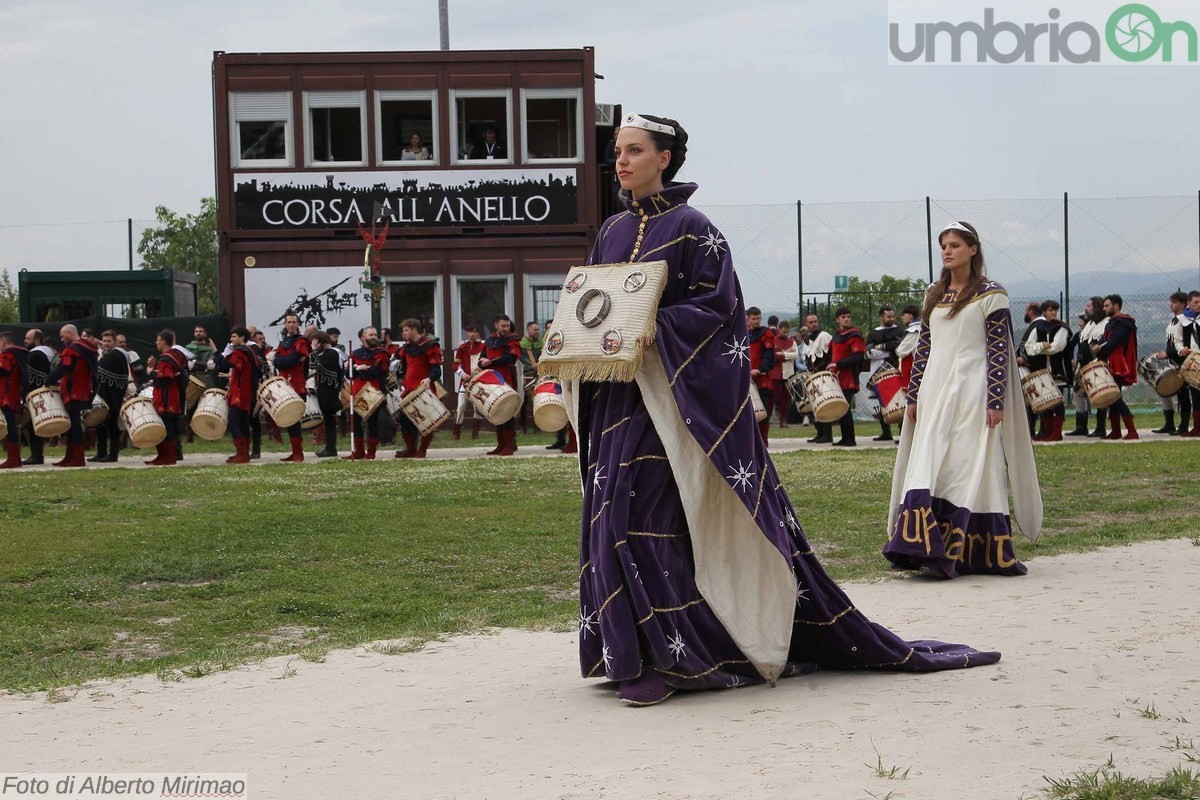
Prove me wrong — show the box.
[18,269,198,323]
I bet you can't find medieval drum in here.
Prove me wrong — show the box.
[186,375,207,409]
[802,371,849,424]
[749,383,767,422]
[532,377,568,432]
[1137,355,1184,398]
[300,380,323,430]
[191,388,230,441]
[352,383,385,419]
[867,365,907,424]
[1181,351,1200,390]
[257,376,305,428]
[27,386,70,437]
[1078,360,1122,409]
[83,395,110,428]
[466,369,521,425]
[1020,368,1063,413]
[786,372,811,414]
[119,396,166,449]
[398,383,450,436]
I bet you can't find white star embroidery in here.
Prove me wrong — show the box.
[796,581,810,606]
[579,607,597,639]
[593,465,607,491]
[698,228,726,258]
[727,675,745,688]
[723,335,750,365]
[726,459,756,493]
[601,645,613,670]
[784,509,800,534]
[667,631,686,659]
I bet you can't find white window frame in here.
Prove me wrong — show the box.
[303,90,367,167]
[521,88,584,165]
[383,275,444,342]
[450,274,514,342]
[375,90,439,167]
[230,91,293,168]
[524,275,567,329]
[449,89,514,165]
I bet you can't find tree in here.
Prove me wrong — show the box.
[0,269,18,323]
[805,275,927,329]
[138,197,219,314]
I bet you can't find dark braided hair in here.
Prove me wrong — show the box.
[638,114,688,182]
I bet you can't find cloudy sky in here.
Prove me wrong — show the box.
[2,0,1198,302]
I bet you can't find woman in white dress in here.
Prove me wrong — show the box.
[884,221,1042,578]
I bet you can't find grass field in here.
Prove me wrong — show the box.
[0,438,1193,693]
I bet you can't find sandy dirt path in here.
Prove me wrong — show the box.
[3,539,1198,800]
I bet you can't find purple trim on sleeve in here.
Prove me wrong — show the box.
[905,322,930,403]
[985,308,1010,412]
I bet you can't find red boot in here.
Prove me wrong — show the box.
[394,434,418,459]
[758,420,770,445]
[226,438,251,464]
[281,436,305,462]
[494,428,516,456]
[54,443,86,468]
[1188,413,1200,437]
[157,442,178,466]
[560,427,578,455]
[1122,414,1139,440]
[343,437,366,460]
[416,434,433,458]
[1044,415,1063,442]
[487,430,504,456]
[145,443,166,466]
[366,437,379,460]
[0,441,22,469]
[1104,414,1122,440]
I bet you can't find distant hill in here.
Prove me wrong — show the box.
[1002,268,1199,300]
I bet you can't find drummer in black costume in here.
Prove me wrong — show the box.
[1158,291,1189,435]
[1022,300,1070,441]
[310,331,344,457]
[1164,290,1200,437]
[91,330,131,463]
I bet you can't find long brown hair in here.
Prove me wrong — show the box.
[922,221,987,322]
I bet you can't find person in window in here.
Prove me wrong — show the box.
[471,127,505,160]
[401,132,430,161]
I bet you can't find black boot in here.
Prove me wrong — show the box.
[1152,410,1176,434]
[1087,409,1108,438]
[873,422,893,442]
[808,422,832,444]
[23,436,44,465]
[1065,411,1089,436]
[833,412,856,447]
[315,419,338,457]
[88,438,108,463]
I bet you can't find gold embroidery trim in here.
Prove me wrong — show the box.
[602,415,632,436]
[751,463,768,520]
[705,392,752,457]
[586,657,606,678]
[655,658,750,680]
[636,597,708,624]
[668,322,724,388]
[597,585,624,617]
[795,605,856,626]
[627,530,684,538]
[639,233,697,261]
[578,559,591,577]
[590,501,610,527]
[619,454,668,468]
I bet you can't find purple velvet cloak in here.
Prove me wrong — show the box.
[567,183,998,693]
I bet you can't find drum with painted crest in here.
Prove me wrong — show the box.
[299,378,323,430]
[1078,360,1122,409]
[1020,368,1064,413]
[802,371,849,424]
[256,375,305,428]
[27,386,70,437]
[351,383,386,419]
[532,377,568,432]
[1181,351,1200,390]
[398,383,450,436]
[83,395,109,428]
[867,365,907,423]
[466,369,521,425]
[1137,355,1184,398]
[191,388,230,441]
[786,372,811,415]
[118,396,166,449]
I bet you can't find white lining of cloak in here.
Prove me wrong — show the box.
[563,349,796,684]
[888,315,1043,545]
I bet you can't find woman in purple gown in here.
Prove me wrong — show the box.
[564,113,1000,706]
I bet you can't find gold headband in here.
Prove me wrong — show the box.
[620,113,675,136]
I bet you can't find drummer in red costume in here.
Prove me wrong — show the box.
[48,324,99,468]
[828,307,866,447]
[146,330,188,466]
[452,324,486,440]
[1091,294,1139,440]
[477,314,522,456]
[0,331,29,469]
[346,326,389,460]
[273,312,311,463]
[393,318,443,459]
[222,326,259,464]
[745,307,776,444]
